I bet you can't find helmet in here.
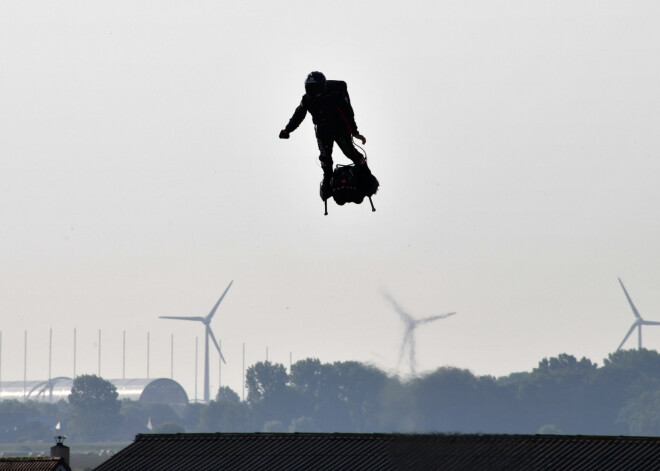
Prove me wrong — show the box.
[305,71,326,97]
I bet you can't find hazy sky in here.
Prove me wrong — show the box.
[1,1,660,401]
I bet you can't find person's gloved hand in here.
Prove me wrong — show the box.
[353,133,366,145]
[279,129,290,139]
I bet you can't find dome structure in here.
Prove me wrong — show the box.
[0,377,189,405]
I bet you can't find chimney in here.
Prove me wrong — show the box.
[51,435,70,466]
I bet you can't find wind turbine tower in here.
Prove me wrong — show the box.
[160,280,233,402]
[382,290,456,375]
[617,278,660,351]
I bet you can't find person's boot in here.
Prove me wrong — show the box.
[320,169,333,201]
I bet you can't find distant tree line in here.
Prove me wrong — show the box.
[3,349,660,442]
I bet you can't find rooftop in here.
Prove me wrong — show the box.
[93,432,660,471]
[0,457,70,471]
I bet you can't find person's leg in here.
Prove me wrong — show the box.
[336,132,378,196]
[316,127,335,200]
[336,134,370,173]
[316,127,335,179]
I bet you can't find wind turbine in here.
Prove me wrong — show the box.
[160,280,233,402]
[617,278,660,351]
[382,290,456,375]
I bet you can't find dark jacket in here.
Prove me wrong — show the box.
[284,80,359,135]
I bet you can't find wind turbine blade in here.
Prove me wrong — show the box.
[617,323,637,351]
[159,316,205,322]
[619,278,642,320]
[418,312,456,325]
[206,280,234,322]
[208,327,226,364]
[382,290,413,323]
[642,321,660,326]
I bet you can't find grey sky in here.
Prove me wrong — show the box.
[1,1,659,399]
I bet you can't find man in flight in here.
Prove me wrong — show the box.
[279,71,371,200]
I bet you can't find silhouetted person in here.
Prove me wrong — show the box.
[279,71,370,200]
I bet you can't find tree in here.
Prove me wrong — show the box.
[370,376,414,432]
[290,358,327,398]
[0,400,56,442]
[117,401,150,440]
[585,350,660,434]
[515,354,597,434]
[180,403,204,432]
[245,361,289,404]
[412,367,482,432]
[535,354,597,375]
[289,359,391,432]
[141,403,181,428]
[603,348,660,373]
[618,389,660,435]
[289,358,336,424]
[332,361,389,432]
[216,386,240,403]
[245,361,301,427]
[68,375,121,441]
[200,400,252,432]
